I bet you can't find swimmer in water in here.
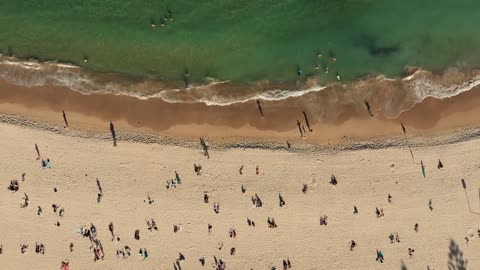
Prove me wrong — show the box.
[297,68,302,76]
[330,51,337,62]
[336,73,341,81]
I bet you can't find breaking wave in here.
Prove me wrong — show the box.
[1,54,479,118]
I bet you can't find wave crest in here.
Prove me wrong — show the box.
[0,54,479,118]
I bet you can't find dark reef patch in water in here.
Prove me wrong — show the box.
[357,34,400,57]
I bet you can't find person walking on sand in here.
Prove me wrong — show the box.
[350,240,356,251]
[376,249,384,263]
[330,174,338,185]
[278,193,286,207]
[108,222,115,241]
[302,184,308,193]
[437,159,443,169]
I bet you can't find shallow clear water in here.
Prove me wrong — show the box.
[1,0,480,83]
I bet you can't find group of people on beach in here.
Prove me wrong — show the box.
[2,125,477,270]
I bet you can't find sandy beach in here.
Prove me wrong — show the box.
[1,66,480,270]
[0,114,479,269]
[3,1,480,268]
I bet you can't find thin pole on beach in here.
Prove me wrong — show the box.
[461,178,480,215]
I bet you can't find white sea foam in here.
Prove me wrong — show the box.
[1,54,479,110]
[157,85,328,106]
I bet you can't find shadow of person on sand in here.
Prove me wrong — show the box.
[400,240,467,270]
[109,121,117,146]
[62,110,69,127]
[448,239,467,270]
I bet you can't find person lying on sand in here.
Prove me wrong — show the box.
[20,244,28,254]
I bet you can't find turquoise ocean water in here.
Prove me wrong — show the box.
[1,0,480,85]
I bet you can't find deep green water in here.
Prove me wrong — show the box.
[1,0,480,83]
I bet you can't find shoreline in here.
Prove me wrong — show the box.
[2,54,480,108]
[2,76,480,151]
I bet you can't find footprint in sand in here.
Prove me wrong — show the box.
[360,158,372,165]
[467,228,476,240]
[118,162,129,168]
[310,175,318,188]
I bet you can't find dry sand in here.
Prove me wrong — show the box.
[0,120,479,270]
